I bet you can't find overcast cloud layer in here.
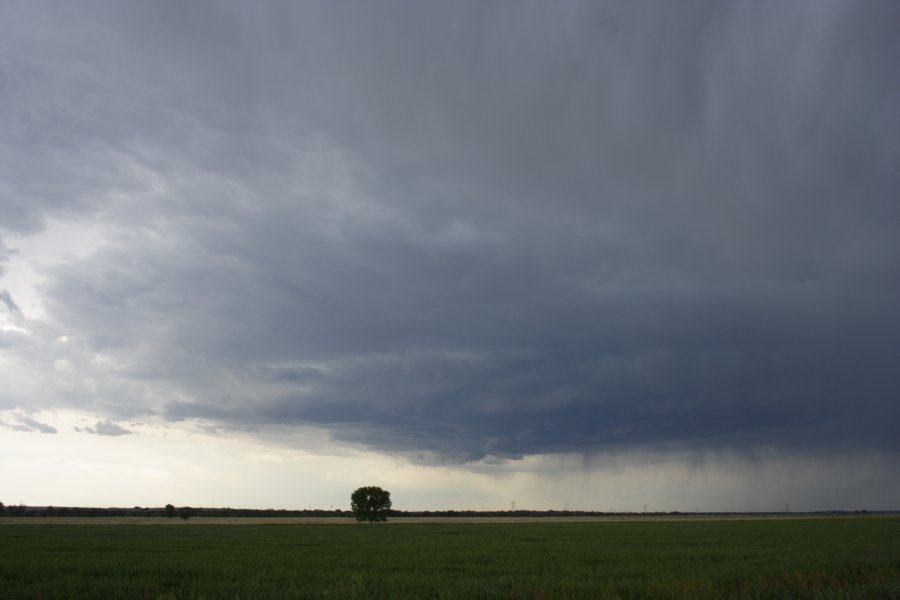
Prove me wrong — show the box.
[2,0,899,478]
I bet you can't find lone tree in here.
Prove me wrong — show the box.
[350,486,392,523]
[178,506,193,521]
[164,504,176,519]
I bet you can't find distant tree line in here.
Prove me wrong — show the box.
[0,505,634,519]
[0,504,623,519]
[0,504,350,518]
[0,501,884,519]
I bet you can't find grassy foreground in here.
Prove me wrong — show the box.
[0,517,898,599]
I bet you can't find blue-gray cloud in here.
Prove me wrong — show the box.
[3,414,58,434]
[1,1,898,462]
[75,419,132,437]
[0,289,22,317]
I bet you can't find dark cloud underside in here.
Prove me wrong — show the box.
[1,1,898,460]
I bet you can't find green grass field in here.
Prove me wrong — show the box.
[1,517,898,599]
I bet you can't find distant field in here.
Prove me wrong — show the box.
[0,512,855,525]
[1,516,898,599]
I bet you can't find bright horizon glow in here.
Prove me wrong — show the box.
[1,410,895,513]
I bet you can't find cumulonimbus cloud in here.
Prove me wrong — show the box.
[0,1,898,464]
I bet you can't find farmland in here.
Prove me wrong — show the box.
[1,516,898,599]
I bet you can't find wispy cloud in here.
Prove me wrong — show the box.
[75,419,132,437]
[2,414,58,434]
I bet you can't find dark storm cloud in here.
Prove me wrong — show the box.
[2,1,898,460]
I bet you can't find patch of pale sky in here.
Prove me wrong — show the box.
[0,218,109,321]
[2,408,896,512]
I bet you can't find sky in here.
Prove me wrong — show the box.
[1,1,899,513]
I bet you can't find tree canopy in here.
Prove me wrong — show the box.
[350,486,392,523]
